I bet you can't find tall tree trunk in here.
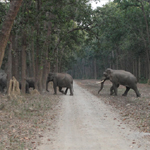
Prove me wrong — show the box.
[35,0,42,91]
[31,28,35,79]
[42,49,50,90]
[111,50,115,69]
[28,50,32,77]
[21,32,27,94]
[35,24,40,90]
[12,34,19,80]
[94,58,97,79]
[7,35,12,94]
[54,48,58,72]
[42,12,51,90]
[59,48,65,72]
[0,0,23,68]
[138,57,141,81]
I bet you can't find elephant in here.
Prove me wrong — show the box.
[98,68,141,97]
[25,78,35,90]
[46,72,73,96]
[19,78,35,93]
[0,72,7,93]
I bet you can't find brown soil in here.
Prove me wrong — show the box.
[75,79,150,135]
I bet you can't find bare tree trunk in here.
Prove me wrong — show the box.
[58,47,65,72]
[138,57,141,81]
[31,29,35,79]
[39,68,43,92]
[133,61,135,76]
[12,35,16,78]
[54,48,58,72]
[42,13,51,90]
[7,35,12,94]
[134,60,138,78]
[28,50,32,77]
[35,27,39,90]
[0,0,23,68]
[111,50,115,69]
[21,33,27,94]
[12,34,20,81]
[35,0,43,91]
[42,49,50,90]
[94,58,97,79]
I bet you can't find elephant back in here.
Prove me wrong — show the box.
[113,70,137,84]
[56,73,73,87]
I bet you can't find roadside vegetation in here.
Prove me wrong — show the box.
[0,91,60,150]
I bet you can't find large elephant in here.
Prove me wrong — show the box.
[98,68,141,97]
[46,72,73,96]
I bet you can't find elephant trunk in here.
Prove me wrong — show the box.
[46,80,49,92]
[98,78,107,94]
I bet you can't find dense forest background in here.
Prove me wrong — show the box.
[0,0,150,93]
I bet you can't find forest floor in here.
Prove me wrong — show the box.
[0,87,60,150]
[0,80,150,149]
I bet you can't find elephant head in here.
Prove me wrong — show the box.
[103,68,112,79]
[98,69,111,94]
[46,73,54,92]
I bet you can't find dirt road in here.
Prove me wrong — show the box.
[36,81,150,150]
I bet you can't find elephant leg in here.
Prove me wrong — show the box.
[122,87,130,96]
[65,88,68,95]
[110,86,114,95]
[53,86,57,94]
[59,87,65,94]
[26,83,29,93]
[112,84,118,96]
[70,84,73,96]
[132,86,141,97]
[110,84,119,95]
